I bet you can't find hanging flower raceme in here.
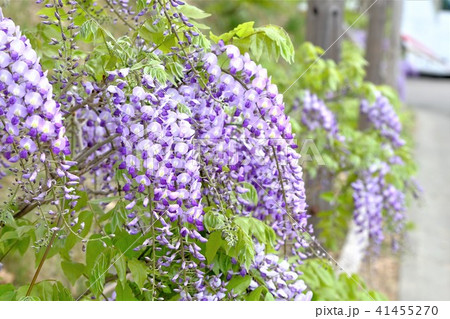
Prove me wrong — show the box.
[0,9,76,210]
[300,91,342,141]
[197,44,310,257]
[74,70,204,229]
[352,162,407,250]
[249,244,312,301]
[360,92,405,148]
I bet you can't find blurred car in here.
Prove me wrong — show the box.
[401,0,450,77]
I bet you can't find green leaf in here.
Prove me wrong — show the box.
[213,22,294,63]
[144,63,168,85]
[18,296,40,301]
[167,62,186,83]
[210,22,254,43]
[80,19,98,42]
[61,261,86,285]
[64,210,94,251]
[115,254,127,285]
[232,227,255,269]
[16,225,34,237]
[234,216,276,247]
[136,0,147,11]
[250,34,265,61]
[0,284,15,301]
[178,4,211,19]
[256,25,295,63]
[116,281,138,301]
[52,281,73,301]
[238,182,258,206]
[128,259,148,289]
[110,201,127,233]
[264,292,275,301]
[0,230,18,240]
[226,275,251,295]
[235,22,255,38]
[205,231,224,264]
[246,286,266,301]
[203,211,226,232]
[85,235,107,273]
[16,281,72,301]
[112,230,144,258]
[177,102,192,116]
[89,250,112,297]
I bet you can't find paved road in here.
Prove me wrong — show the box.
[399,78,450,300]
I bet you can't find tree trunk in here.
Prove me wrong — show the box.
[359,0,388,131]
[306,0,346,62]
[365,0,388,85]
[385,0,404,89]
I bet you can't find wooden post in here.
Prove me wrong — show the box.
[306,0,346,62]
[365,0,388,85]
[359,0,388,131]
[385,0,404,89]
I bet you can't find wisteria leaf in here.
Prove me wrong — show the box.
[178,4,211,19]
[246,286,266,301]
[89,250,112,297]
[205,231,224,264]
[80,19,98,42]
[226,275,251,295]
[61,261,86,285]
[115,254,127,285]
[128,259,148,289]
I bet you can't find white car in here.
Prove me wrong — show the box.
[402,0,450,76]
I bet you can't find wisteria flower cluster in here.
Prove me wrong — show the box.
[299,91,342,140]
[64,39,312,299]
[360,92,405,148]
[0,8,78,228]
[291,64,414,253]
[352,162,406,250]
[0,10,70,163]
[250,244,313,301]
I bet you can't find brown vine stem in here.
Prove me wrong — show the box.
[26,214,63,296]
[75,133,120,163]
[271,145,294,257]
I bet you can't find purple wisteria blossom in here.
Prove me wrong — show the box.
[300,91,342,140]
[249,244,312,300]
[0,9,75,204]
[352,162,407,250]
[0,10,70,158]
[360,92,405,148]
[66,42,311,299]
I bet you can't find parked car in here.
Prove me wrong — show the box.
[401,0,450,76]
